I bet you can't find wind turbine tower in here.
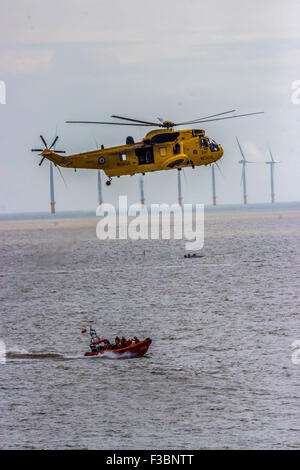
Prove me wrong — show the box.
[97,170,103,206]
[236,136,251,205]
[97,144,105,206]
[50,162,55,214]
[139,174,145,207]
[211,164,216,206]
[265,149,279,203]
[177,169,183,207]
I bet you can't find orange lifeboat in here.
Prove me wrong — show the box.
[84,338,152,358]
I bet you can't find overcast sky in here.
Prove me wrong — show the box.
[1,0,300,212]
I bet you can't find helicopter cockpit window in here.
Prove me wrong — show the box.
[207,138,219,152]
[199,138,208,148]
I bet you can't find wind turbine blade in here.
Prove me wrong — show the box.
[215,162,225,178]
[55,166,67,188]
[92,135,99,149]
[236,137,246,161]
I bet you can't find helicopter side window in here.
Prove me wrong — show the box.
[192,129,204,137]
[120,154,127,161]
[173,143,181,155]
[199,138,208,149]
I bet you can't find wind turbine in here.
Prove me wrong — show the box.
[49,162,55,213]
[236,136,256,205]
[94,142,104,207]
[97,170,103,206]
[139,173,145,207]
[210,161,224,206]
[265,148,279,203]
[211,164,216,205]
[177,169,182,207]
[31,135,66,214]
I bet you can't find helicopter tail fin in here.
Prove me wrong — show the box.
[40,149,66,166]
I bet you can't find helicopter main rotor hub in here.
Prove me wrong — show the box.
[161,120,175,128]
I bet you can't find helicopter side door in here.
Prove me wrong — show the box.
[135,147,154,165]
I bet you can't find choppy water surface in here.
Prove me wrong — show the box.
[1,207,300,449]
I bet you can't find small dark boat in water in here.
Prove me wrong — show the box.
[82,326,152,358]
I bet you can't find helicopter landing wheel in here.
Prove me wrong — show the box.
[106,178,112,186]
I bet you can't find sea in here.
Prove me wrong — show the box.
[0,202,300,449]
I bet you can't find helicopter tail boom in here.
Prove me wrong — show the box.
[40,149,67,166]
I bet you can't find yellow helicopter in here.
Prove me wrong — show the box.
[32,110,263,186]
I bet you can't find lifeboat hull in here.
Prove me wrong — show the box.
[84,338,152,358]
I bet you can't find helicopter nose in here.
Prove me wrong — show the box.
[219,146,224,158]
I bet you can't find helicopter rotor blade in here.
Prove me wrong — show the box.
[31,148,44,152]
[49,136,59,150]
[40,135,48,148]
[66,120,154,126]
[111,115,161,126]
[39,157,45,166]
[178,111,264,126]
[174,109,236,126]
[66,110,263,129]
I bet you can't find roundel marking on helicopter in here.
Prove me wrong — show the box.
[98,157,106,164]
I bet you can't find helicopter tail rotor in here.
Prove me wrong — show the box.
[31,135,67,186]
[31,135,66,166]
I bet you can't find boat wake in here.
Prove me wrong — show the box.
[5,349,146,361]
[6,348,65,360]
